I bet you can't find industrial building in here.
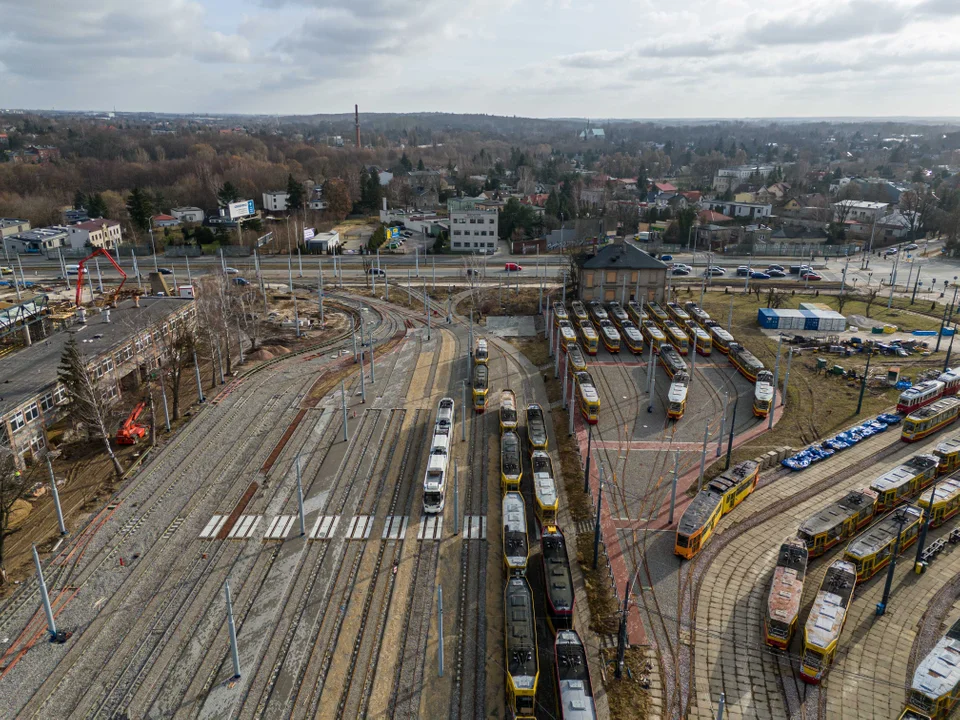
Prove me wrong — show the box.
[575,241,668,302]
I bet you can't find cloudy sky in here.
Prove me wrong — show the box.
[2,0,959,118]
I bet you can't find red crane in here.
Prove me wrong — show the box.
[116,401,148,445]
[75,247,127,308]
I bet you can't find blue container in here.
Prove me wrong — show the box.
[758,308,780,329]
[804,317,820,330]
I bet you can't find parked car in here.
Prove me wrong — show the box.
[904,243,919,251]
[366,267,386,276]
[504,262,523,272]
[736,266,750,276]
[767,269,786,278]
[750,271,771,280]
[0,266,11,274]
[705,266,725,275]
[224,267,240,274]
[232,277,250,286]
[802,272,823,281]
[660,254,673,262]
[157,268,173,275]
[672,268,691,276]
[767,264,785,272]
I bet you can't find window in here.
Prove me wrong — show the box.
[606,271,617,284]
[10,412,24,433]
[487,242,495,248]
[40,393,54,412]
[29,434,45,454]
[453,230,461,236]
[453,242,461,248]
[488,218,494,224]
[54,385,67,404]
[24,403,39,423]
[585,272,595,288]
[480,231,486,236]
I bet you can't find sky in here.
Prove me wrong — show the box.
[2,0,960,118]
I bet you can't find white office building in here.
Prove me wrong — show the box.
[448,198,498,253]
[262,190,290,213]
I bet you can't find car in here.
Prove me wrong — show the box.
[883,247,898,256]
[801,272,822,281]
[767,264,785,272]
[660,254,673,262]
[366,267,386,276]
[904,243,919,251]
[504,262,523,272]
[671,263,692,271]
[466,268,480,276]
[672,268,691,276]
[224,267,240,274]
[749,271,771,280]
[232,277,250,286]
[736,266,750,276]
[0,266,11,274]
[706,266,725,275]
[767,269,786,278]
[157,268,173,275]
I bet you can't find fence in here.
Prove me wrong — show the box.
[723,243,861,259]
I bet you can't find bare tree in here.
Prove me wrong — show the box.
[899,186,937,241]
[836,292,852,314]
[863,288,880,318]
[58,337,124,478]
[158,318,197,421]
[766,288,787,309]
[0,446,36,584]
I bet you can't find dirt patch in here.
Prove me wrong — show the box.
[576,532,619,635]
[7,499,31,530]
[602,646,652,719]
[455,288,542,318]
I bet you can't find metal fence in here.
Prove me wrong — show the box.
[723,242,861,258]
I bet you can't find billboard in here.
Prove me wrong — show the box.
[304,227,316,241]
[228,199,256,219]
[387,226,400,239]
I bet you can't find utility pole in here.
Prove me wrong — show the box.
[945,320,957,373]
[287,256,294,293]
[341,380,349,442]
[647,374,656,413]
[318,263,324,324]
[584,424,593,494]
[769,334,782,430]
[461,380,467,441]
[915,480,939,572]
[912,268,922,304]
[437,585,444,677]
[668,450,681,524]
[937,302,950,352]
[717,392,728,457]
[45,457,66,535]
[782,348,793,409]
[616,577,629,679]
[593,462,604,570]
[33,545,57,640]
[225,581,242,678]
[697,419,710,491]
[856,349,874,415]
[876,510,908,616]
[454,464,459,535]
[725,399,738,469]
[296,455,306,536]
[887,244,902,309]
[193,348,205,403]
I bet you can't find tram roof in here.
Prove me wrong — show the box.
[912,616,960,701]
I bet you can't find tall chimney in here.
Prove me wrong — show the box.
[355,104,360,148]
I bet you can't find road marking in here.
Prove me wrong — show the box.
[264,515,297,540]
[418,515,443,541]
[382,515,409,540]
[346,515,374,540]
[161,516,185,540]
[310,515,340,540]
[228,515,262,539]
[464,516,487,540]
[200,515,227,539]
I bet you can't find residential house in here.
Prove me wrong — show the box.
[448,198,498,253]
[308,187,327,211]
[713,165,776,193]
[3,227,69,256]
[832,200,888,225]
[63,208,90,224]
[707,200,774,220]
[262,190,290,213]
[402,170,441,210]
[698,209,733,224]
[576,242,667,303]
[151,214,181,228]
[758,182,791,203]
[0,218,31,240]
[65,219,123,250]
[0,133,8,147]
[171,207,205,223]
[9,145,60,164]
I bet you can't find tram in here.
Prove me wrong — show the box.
[667,370,690,420]
[870,454,939,512]
[554,630,597,720]
[666,301,691,324]
[674,460,760,559]
[708,325,735,355]
[764,536,808,649]
[475,338,489,364]
[588,300,608,324]
[574,371,600,424]
[566,343,588,373]
[626,300,647,326]
[918,476,960,528]
[938,367,960,397]
[501,430,523,492]
[641,319,666,351]
[684,320,713,356]
[607,301,630,329]
[422,398,453,513]
[843,504,922,581]
[662,320,690,356]
[557,319,578,348]
[552,301,569,325]
[620,321,644,354]
[798,488,879,557]
[579,322,600,356]
[898,380,946,415]
[729,342,765,383]
[533,471,559,528]
[799,560,856,684]
[500,389,518,433]
[753,370,775,418]
[646,300,669,327]
[658,344,687,380]
[473,362,489,412]
[935,436,960,475]
[542,528,574,631]
[526,404,548,452]
[902,397,960,442]
[502,491,528,574]
[570,300,590,326]
[532,450,554,480]
[597,319,621,353]
[684,302,712,328]
[905,616,960,719]
[504,577,539,720]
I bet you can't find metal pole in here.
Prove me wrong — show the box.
[697,419,710,491]
[369,329,375,383]
[46,458,66,535]
[717,693,726,720]
[425,283,431,341]
[225,581,241,678]
[646,340,654,393]
[593,464,603,570]
[584,424,593,494]
[293,295,300,339]
[94,257,104,293]
[945,322,957,373]
[548,304,554,355]
[193,348,205,403]
[341,380,349,442]
[727,295,734,331]
[407,269,411,304]
[647,374,656,413]
[783,348,793,409]
[416,246,420,277]
[539,277,543,314]
[220,247,226,273]
[216,342,225,384]
[461,381,467,441]
[716,392,728,457]
[318,263,324,324]
[353,329,358,362]
[856,350,873,415]
[877,511,907,616]
[359,338,366,403]
[616,577,628,679]
[937,302,949,352]
[186,253,193,286]
[433,257,436,292]
[33,544,57,640]
[562,359,569,409]
[912,266,922,304]
[454,464,459,535]
[160,381,171,431]
[287,256,293,293]
[915,480,938,570]
[437,585,444,677]
[725,399,738,469]
[562,270,567,305]
[840,252,849,294]
[568,381,574,436]
[297,247,303,277]
[296,455,306,535]
[769,335,782,429]
[668,450,680,524]
[86,265,95,303]
[887,246,902,309]
[385,274,389,301]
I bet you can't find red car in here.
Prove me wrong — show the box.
[504,262,523,272]
[801,272,822,281]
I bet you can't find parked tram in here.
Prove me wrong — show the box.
[566,343,588,373]
[658,344,687,380]
[667,370,690,420]
[902,397,960,442]
[870,454,939,512]
[533,471,559,528]
[646,300,669,327]
[501,430,523,492]
[684,302,712,328]
[532,450,554,480]
[526,403,548,452]
[708,325,735,355]
[898,380,946,415]
[597,319,621,353]
[620,321,645,354]
[557,319,578,348]
[554,630,597,720]
[626,300,647,326]
[552,301,569,325]
[500,389,519,433]
[475,338,489,364]
[662,319,690,356]
[684,320,713,356]
[666,301,691,324]
[938,367,960,397]
[502,491,529,574]
[542,528,575,632]
[504,577,539,719]
[588,300,608,324]
[729,342,765,383]
[473,363,489,412]
[422,398,453,513]
[574,371,600,424]
[607,301,630,329]
[918,476,960,528]
[753,370,775,418]
[798,488,879,557]
[905,616,960,719]
[578,322,600,355]
[843,504,922,581]
[641,320,666,351]
[674,460,760,559]
[934,436,960,475]
[570,300,590,326]
[764,537,808,649]
[799,560,856,684]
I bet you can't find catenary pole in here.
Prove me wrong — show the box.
[33,545,57,640]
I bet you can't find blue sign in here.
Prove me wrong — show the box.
[246,199,255,215]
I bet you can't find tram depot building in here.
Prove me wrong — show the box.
[575,242,668,303]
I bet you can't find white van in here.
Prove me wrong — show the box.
[65,264,80,275]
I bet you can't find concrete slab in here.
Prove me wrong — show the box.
[485,315,537,338]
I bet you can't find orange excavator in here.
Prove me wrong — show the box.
[116,401,148,445]
[75,247,127,308]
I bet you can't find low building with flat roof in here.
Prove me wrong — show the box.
[0,218,31,239]
[0,296,196,467]
[3,226,69,256]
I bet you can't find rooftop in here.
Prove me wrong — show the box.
[578,242,667,271]
[73,219,120,231]
[8,227,68,241]
[0,297,194,419]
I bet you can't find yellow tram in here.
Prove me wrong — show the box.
[662,319,690,356]
[620,321,645,354]
[570,300,590,326]
[574,371,600,424]
[798,488,879,558]
[902,397,960,442]
[934,436,960,475]
[533,470,559,527]
[905,617,960,719]
[566,343,588,373]
[504,577,539,719]
[707,324,735,355]
[552,301,569,325]
[500,430,523,492]
[918,476,960,528]
[646,300,669,327]
[869,454,939,512]
[473,362,489,412]
[843,504,922,581]
[475,338,489,364]
[800,560,856,684]
[641,320,666,351]
[579,322,600,356]
[626,300,647,326]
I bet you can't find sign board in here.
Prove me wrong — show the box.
[228,200,256,219]
[256,232,273,248]
[387,226,400,239]
[303,227,316,241]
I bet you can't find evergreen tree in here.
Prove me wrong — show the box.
[286,173,305,211]
[368,224,387,251]
[217,181,241,207]
[126,186,153,232]
[399,152,413,173]
[87,193,108,219]
[545,189,560,219]
[417,158,425,171]
[74,189,86,210]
